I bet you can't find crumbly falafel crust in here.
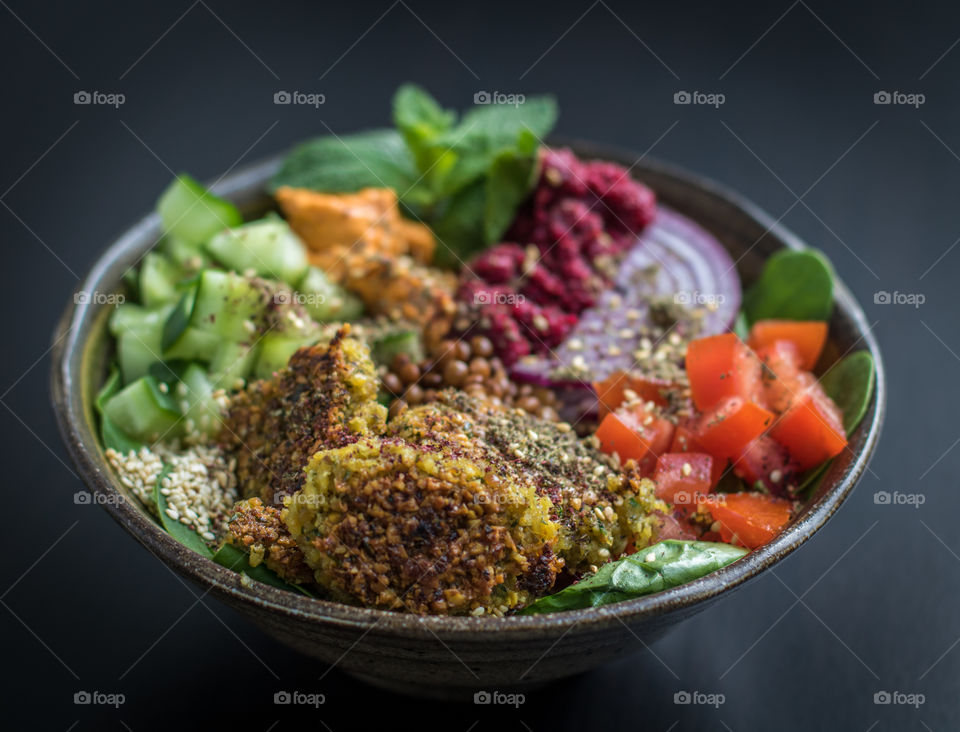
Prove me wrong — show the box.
[220,328,386,506]
[225,497,314,584]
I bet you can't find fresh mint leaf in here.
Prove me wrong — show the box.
[483,131,540,244]
[269,129,419,195]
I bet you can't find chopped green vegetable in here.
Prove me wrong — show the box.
[188,269,267,342]
[139,252,182,308]
[157,174,242,246]
[742,249,834,324]
[102,375,182,443]
[297,266,364,322]
[96,368,143,454]
[206,215,308,286]
[212,544,314,596]
[253,330,319,380]
[370,330,423,367]
[154,464,214,558]
[520,540,748,614]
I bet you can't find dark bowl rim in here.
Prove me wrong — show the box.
[51,143,885,640]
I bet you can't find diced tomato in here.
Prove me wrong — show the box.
[686,333,762,411]
[754,340,807,413]
[595,404,675,468]
[653,452,715,507]
[593,371,681,415]
[696,397,775,460]
[733,436,800,496]
[770,390,847,471]
[655,512,698,541]
[708,492,793,549]
[748,320,828,370]
[670,424,727,485]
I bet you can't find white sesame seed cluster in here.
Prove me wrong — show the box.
[105,446,164,516]
[105,443,239,543]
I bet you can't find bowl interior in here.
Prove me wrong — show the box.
[52,145,884,637]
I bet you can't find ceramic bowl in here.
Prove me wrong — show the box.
[51,141,884,699]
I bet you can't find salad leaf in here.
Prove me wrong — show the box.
[742,249,834,324]
[212,544,315,597]
[269,129,419,195]
[520,540,748,614]
[821,350,875,435]
[155,464,214,558]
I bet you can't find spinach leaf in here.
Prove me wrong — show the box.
[742,249,834,324]
[154,464,214,558]
[212,544,315,597]
[269,129,419,195]
[821,350,875,435]
[520,540,747,614]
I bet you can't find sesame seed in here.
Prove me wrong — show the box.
[769,470,782,484]
[682,462,693,477]
[645,552,656,562]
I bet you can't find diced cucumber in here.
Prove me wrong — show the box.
[297,266,365,322]
[163,327,222,362]
[179,364,222,437]
[253,330,320,380]
[206,215,308,286]
[189,269,268,342]
[140,252,182,308]
[370,330,423,367]
[117,326,164,384]
[103,376,183,443]
[163,235,211,270]
[157,174,242,246]
[109,303,173,339]
[208,340,261,389]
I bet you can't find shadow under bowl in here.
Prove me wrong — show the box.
[51,141,885,699]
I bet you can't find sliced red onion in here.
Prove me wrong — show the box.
[512,205,741,403]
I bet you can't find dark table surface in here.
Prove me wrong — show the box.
[1,0,955,729]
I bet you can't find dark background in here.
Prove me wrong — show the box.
[1,0,955,729]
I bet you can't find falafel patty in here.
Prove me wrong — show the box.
[220,327,386,506]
